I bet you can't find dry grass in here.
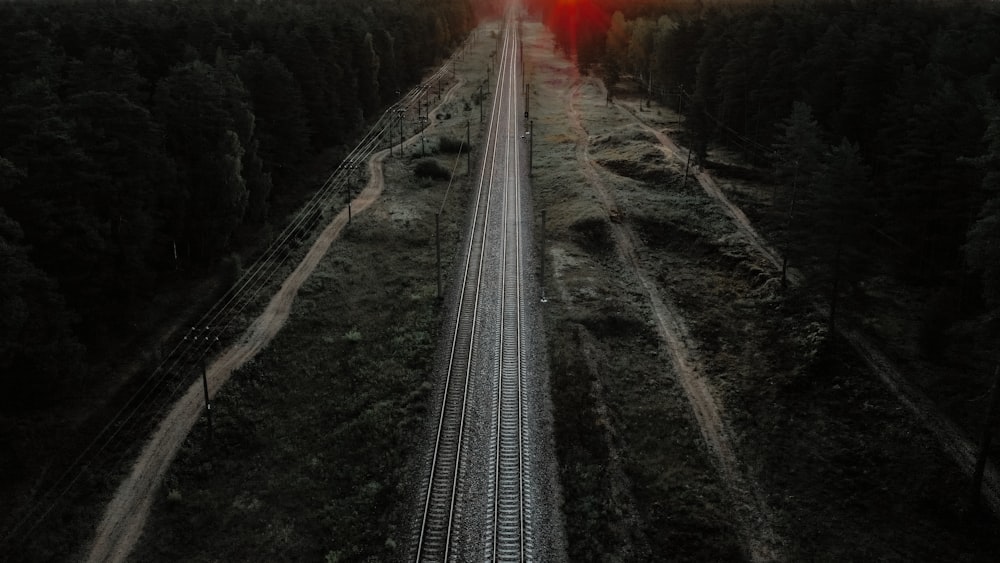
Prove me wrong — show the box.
[528,16,1000,562]
[524,21,744,561]
[129,28,494,561]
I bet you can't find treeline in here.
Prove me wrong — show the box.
[536,0,1000,342]
[0,0,473,406]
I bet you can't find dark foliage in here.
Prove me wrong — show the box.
[414,158,453,181]
[0,0,474,408]
[538,0,1000,327]
[438,135,467,154]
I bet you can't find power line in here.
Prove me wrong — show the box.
[0,50,465,555]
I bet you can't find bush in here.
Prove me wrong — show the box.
[438,135,465,154]
[413,158,451,181]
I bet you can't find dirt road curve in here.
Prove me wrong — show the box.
[569,79,782,562]
[84,152,389,563]
[85,70,466,562]
[615,97,1000,517]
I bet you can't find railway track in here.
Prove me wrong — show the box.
[415,5,532,561]
[491,12,527,561]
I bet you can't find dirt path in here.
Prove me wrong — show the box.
[614,97,1000,517]
[84,77,468,562]
[568,80,782,562]
[84,150,388,563]
[615,100,793,282]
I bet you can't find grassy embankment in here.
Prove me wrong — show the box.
[130,27,496,561]
[524,22,742,561]
[610,86,1000,558]
[526,18,1000,561]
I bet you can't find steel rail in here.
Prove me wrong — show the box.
[490,12,527,561]
[0,42,468,553]
[414,25,512,562]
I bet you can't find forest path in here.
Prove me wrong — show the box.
[84,78,466,563]
[615,101,791,281]
[84,151,388,563]
[615,96,1000,517]
[569,78,782,562]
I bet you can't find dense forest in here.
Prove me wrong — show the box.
[529,0,1000,354]
[0,0,475,408]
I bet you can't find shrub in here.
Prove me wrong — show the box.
[413,158,451,181]
[438,135,465,154]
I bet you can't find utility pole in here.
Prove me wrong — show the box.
[540,209,547,303]
[201,359,213,445]
[525,84,530,120]
[396,108,406,156]
[529,119,534,177]
[435,212,442,300]
[466,120,471,174]
[682,147,693,188]
[420,117,427,156]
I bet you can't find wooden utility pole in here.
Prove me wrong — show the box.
[528,119,534,177]
[540,209,547,303]
[201,360,213,444]
[347,163,354,223]
[435,212,442,300]
[682,147,693,187]
[525,86,530,120]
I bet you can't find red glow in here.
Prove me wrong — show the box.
[546,0,610,58]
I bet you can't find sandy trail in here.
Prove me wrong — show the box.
[615,98,1000,517]
[616,102,791,280]
[568,79,782,562]
[84,150,389,563]
[85,76,467,563]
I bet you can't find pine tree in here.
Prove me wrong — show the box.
[809,139,872,328]
[966,107,1000,311]
[0,161,84,405]
[773,101,824,205]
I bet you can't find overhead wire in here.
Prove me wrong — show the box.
[0,47,466,554]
